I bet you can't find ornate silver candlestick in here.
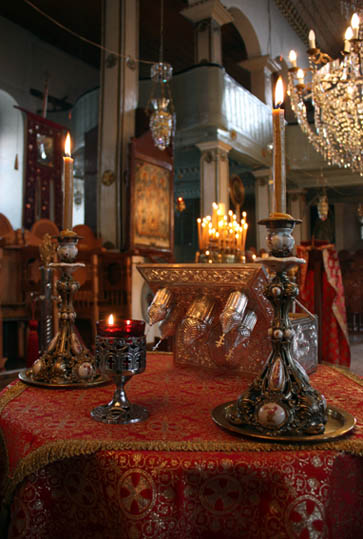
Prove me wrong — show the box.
[91,319,148,424]
[212,213,357,441]
[19,230,105,387]
[226,214,328,436]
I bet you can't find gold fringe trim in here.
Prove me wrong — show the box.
[0,427,9,493]
[0,381,28,499]
[325,364,363,386]
[3,434,363,511]
[0,381,27,413]
[1,372,363,514]
[148,351,173,356]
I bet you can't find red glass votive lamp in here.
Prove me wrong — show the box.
[93,314,148,424]
[97,315,145,338]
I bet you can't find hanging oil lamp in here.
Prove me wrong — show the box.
[146,0,175,150]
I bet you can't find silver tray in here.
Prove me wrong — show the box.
[212,401,356,442]
[18,369,110,389]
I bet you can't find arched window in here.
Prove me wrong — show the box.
[222,23,250,91]
[0,90,24,228]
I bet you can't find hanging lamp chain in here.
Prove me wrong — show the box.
[159,0,164,63]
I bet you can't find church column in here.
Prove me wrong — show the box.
[181,0,233,65]
[239,55,280,106]
[254,169,272,251]
[98,0,139,248]
[196,141,232,216]
[288,190,309,246]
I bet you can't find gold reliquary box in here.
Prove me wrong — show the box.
[138,263,317,377]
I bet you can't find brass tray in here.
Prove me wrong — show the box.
[212,402,356,442]
[18,370,110,389]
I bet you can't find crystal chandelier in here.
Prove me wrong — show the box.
[146,0,175,151]
[287,12,363,175]
[340,1,363,19]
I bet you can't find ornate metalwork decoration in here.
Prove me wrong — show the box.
[101,169,115,186]
[19,230,105,388]
[91,334,148,424]
[39,232,56,267]
[139,263,273,375]
[139,264,264,286]
[222,215,328,437]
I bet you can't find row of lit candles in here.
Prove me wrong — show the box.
[197,203,248,253]
[288,12,360,84]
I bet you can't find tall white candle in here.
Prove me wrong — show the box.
[63,132,74,230]
[272,77,286,214]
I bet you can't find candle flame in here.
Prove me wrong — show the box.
[64,132,71,156]
[107,314,114,325]
[345,26,353,40]
[274,77,284,108]
[351,13,360,30]
[297,68,305,82]
[288,50,297,63]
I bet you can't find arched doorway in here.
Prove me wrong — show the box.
[222,22,250,90]
[0,90,24,228]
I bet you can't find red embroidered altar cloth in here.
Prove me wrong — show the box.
[297,242,350,367]
[0,353,363,539]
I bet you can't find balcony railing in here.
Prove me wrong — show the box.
[139,64,272,166]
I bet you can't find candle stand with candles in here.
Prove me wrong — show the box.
[196,203,249,264]
[19,230,105,387]
[212,213,332,438]
[91,317,148,424]
[212,213,354,440]
[211,74,354,441]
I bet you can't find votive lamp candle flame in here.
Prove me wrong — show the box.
[97,316,145,338]
[272,77,286,214]
[63,132,74,231]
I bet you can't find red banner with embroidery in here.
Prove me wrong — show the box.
[17,107,66,230]
[297,242,350,367]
